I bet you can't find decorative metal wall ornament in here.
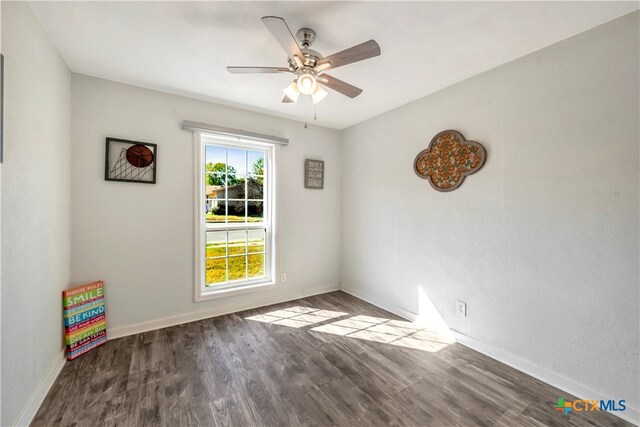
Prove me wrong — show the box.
[105,137,157,184]
[414,130,486,192]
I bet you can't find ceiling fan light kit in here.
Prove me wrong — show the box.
[227,16,381,107]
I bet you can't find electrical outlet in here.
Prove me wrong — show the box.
[456,300,467,317]
[280,273,287,282]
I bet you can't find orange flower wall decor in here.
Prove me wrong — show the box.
[414,130,486,192]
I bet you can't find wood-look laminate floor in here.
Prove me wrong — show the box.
[33,291,631,427]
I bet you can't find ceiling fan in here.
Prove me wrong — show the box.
[227,16,381,104]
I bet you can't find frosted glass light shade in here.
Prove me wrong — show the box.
[297,73,317,95]
[312,86,328,104]
[283,82,300,102]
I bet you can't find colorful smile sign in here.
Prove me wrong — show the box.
[62,281,107,360]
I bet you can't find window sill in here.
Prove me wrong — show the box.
[195,280,276,302]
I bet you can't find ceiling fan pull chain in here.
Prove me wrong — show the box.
[304,103,308,129]
[314,104,317,121]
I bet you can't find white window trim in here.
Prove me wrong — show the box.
[193,131,276,302]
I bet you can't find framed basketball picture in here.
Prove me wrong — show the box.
[105,137,157,184]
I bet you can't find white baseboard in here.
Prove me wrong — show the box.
[450,329,639,425]
[18,285,637,426]
[341,287,419,322]
[108,284,339,340]
[12,349,66,427]
[14,285,338,426]
[340,286,639,426]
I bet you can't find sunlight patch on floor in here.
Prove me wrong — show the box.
[245,306,348,328]
[312,315,454,352]
[246,305,453,352]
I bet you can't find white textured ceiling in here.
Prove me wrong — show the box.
[31,1,638,129]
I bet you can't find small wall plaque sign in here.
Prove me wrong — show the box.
[304,159,324,189]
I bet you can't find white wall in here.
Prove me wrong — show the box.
[1,2,71,425]
[2,4,638,425]
[341,10,639,415]
[70,74,342,333]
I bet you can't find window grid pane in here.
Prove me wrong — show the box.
[245,150,248,211]
[228,255,247,282]
[225,149,228,222]
[245,227,249,278]
[248,253,265,279]
[202,142,270,289]
[206,258,227,285]
[228,230,247,256]
[206,230,227,258]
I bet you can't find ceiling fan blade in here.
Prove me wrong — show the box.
[282,95,295,103]
[227,66,290,74]
[315,40,381,71]
[261,16,305,62]
[320,74,363,98]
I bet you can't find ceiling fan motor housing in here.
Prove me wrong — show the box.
[285,28,320,69]
[288,50,321,70]
[296,28,316,48]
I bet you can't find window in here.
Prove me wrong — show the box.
[195,133,274,300]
